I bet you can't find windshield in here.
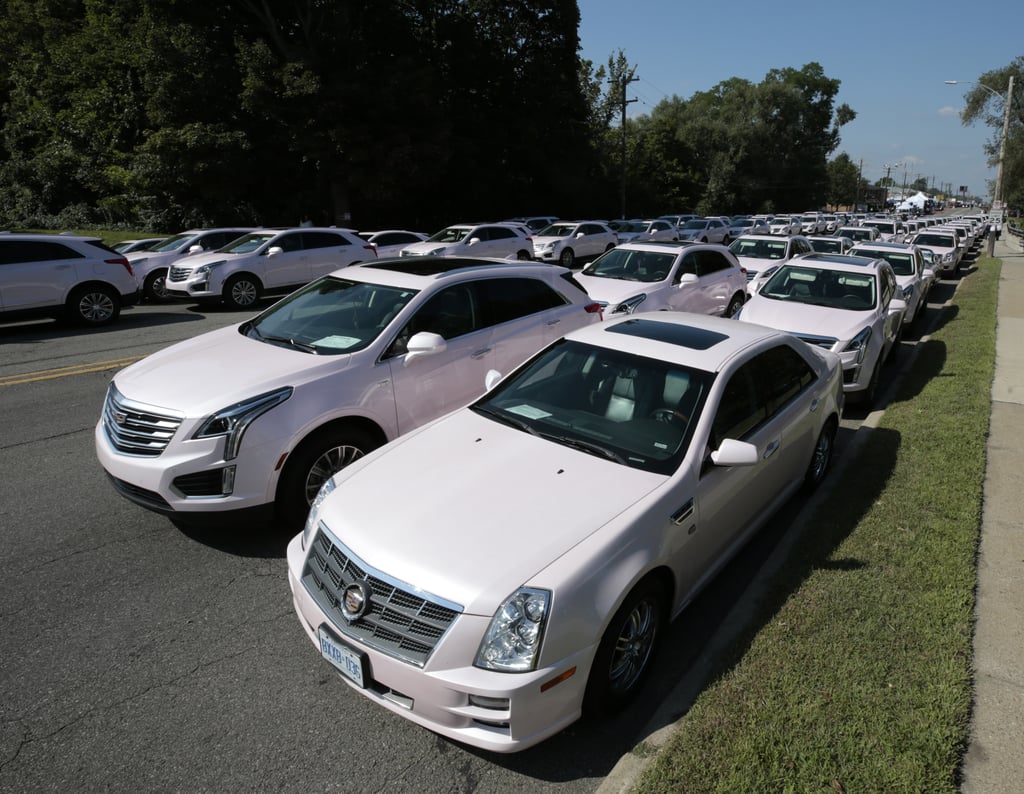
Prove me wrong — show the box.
[854,249,916,276]
[427,227,472,243]
[223,232,276,254]
[150,233,198,253]
[582,248,676,283]
[729,238,788,260]
[472,339,711,474]
[809,238,845,253]
[243,276,418,355]
[761,265,877,310]
[913,234,954,248]
[865,222,896,234]
[538,223,576,237]
[682,220,707,230]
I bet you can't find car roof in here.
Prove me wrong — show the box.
[796,253,888,271]
[561,313,782,373]
[347,257,570,285]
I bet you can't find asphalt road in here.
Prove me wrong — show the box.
[0,260,966,792]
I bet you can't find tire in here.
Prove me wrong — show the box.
[143,269,170,302]
[722,234,731,245]
[559,248,575,268]
[516,249,532,261]
[700,236,708,243]
[725,292,745,318]
[804,419,836,490]
[859,358,883,407]
[583,579,666,718]
[67,284,120,326]
[223,274,261,309]
[605,243,616,252]
[277,426,381,527]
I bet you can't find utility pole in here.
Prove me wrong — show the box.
[855,159,863,211]
[612,68,639,219]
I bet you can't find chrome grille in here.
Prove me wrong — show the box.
[303,528,461,667]
[168,265,192,282]
[102,384,183,456]
[792,333,838,350]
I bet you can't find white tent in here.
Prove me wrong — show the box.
[897,191,930,211]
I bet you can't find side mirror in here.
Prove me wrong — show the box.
[404,331,447,364]
[678,272,699,285]
[889,298,907,315]
[922,268,935,281]
[187,245,204,254]
[576,232,585,239]
[266,246,284,257]
[484,369,503,390]
[467,237,481,246]
[710,439,759,467]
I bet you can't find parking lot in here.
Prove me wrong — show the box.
[0,257,968,791]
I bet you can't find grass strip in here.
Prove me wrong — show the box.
[635,256,1001,793]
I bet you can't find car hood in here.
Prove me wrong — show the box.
[734,256,777,273]
[573,273,662,304]
[113,325,353,414]
[532,235,568,246]
[740,296,868,341]
[316,409,664,615]
[401,240,455,255]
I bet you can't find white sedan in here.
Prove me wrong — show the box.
[574,242,748,318]
[288,312,843,752]
[737,253,906,406]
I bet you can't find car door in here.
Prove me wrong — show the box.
[302,231,361,280]
[679,346,819,596]
[0,240,83,311]
[259,231,311,290]
[385,283,495,432]
[667,250,719,314]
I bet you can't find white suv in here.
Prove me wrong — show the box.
[128,227,254,302]
[401,223,533,260]
[574,242,748,318]
[96,259,602,524]
[531,220,617,267]
[0,233,138,326]
[165,227,376,309]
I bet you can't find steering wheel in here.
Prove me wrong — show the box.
[651,408,689,424]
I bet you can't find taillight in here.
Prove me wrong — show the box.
[107,257,133,276]
[585,302,603,321]
[364,245,378,258]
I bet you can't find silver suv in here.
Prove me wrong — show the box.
[128,227,255,302]
[0,233,138,326]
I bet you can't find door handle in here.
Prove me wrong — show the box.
[545,318,561,327]
[763,440,780,459]
[471,348,491,359]
[809,397,820,412]
[671,498,694,526]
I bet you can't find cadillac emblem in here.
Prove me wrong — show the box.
[341,581,371,622]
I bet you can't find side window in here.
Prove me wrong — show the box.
[388,284,479,356]
[752,345,816,418]
[675,253,697,283]
[710,362,766,448]
[302,232,349,249]
[487,227,515,241]
[272,233,304,253]
[696,250,728,276]
[474,277,565,327]
[0,241,82,264]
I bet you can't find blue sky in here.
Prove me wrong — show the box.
[578,0,1021,203]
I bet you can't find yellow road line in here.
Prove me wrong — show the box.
[0,356,145,387]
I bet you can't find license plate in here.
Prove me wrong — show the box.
[318,626,368,688]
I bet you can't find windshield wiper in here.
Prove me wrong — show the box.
[247,324,318,354]
[540,433,627,464]
[472,405,539,435]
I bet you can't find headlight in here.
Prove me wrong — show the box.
[611,294,647,314]
[195,259,226,276]
[475,588,550,672]
[843,327,872,364]
[193,387,293,460]
[901,285,914,301]
[302,475,336,550]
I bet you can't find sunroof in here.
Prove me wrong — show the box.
[606,318,728,350]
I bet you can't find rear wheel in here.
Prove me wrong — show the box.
[67,285,120,326]
[516,249,532,261]
[725,292,745,318]
[583,579,666,718]
[223,274,261,309]
[804,419,836,490]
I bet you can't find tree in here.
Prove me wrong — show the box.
[826,153,861,210]
[958,57,1024,211]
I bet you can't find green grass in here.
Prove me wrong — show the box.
[15,227,163,247]
[635,257,1000,792]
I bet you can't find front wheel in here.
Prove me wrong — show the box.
[583,579,666,718]
[277,426,381,527]
[143,269,170,302]
[559,248,575,268]
[725,292,745,318]
[804,419,836,490]
[223,274,261,310]
[67,285,120,326]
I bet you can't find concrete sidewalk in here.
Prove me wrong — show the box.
[962,228,1024,792]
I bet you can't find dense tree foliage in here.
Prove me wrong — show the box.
[0,2,858,231]
[957,56,1023,212]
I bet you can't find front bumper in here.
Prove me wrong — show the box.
[286,532,589,753]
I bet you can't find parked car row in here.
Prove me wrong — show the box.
[47,209,987,755]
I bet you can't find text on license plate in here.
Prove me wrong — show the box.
[318,627,366,688]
